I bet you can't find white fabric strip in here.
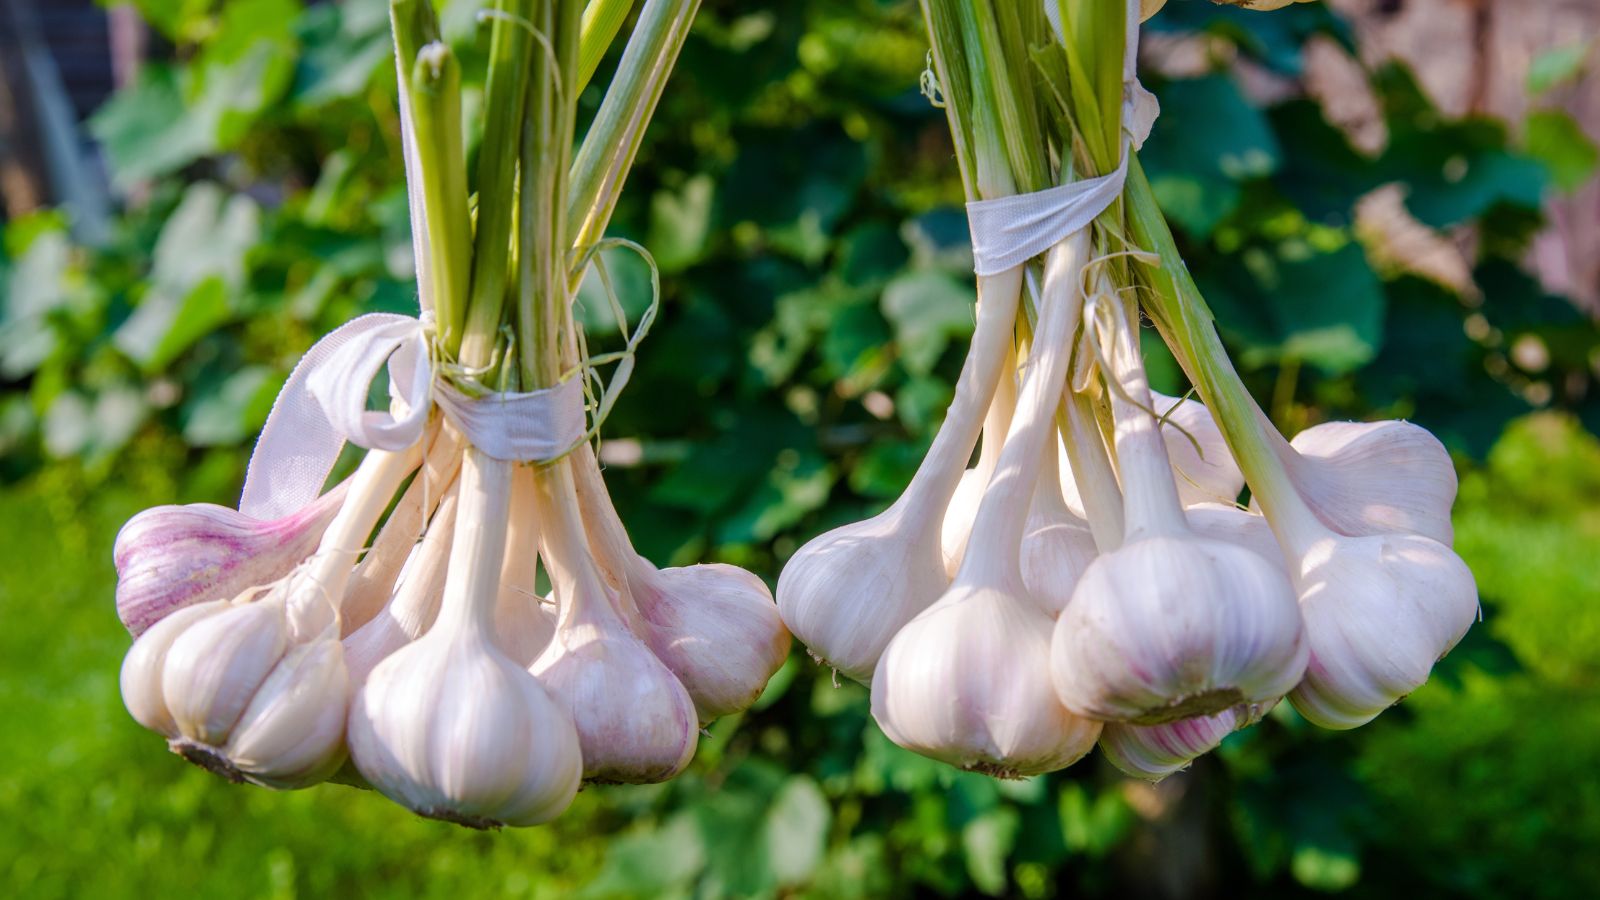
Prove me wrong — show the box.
[240,313,585,519]
[968,0,1157,277]
[966,159,1129,276]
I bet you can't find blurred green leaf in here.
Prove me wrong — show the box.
[1523,109,1600,192]
[880,271,975,376]
[1143,75,1282,237]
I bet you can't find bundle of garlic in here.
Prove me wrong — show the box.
[112,0,789,828]
[776,0,1477,783]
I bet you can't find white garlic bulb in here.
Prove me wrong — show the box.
[1051,291,1306,725]
[873,235,1101,777]
[1098,707,1240,782]
[1278,419,1457,546]
[572,446,789,723]
[348,450,582,827]
[1289,531,1478,729]
[531,462,699,784]
[1184,502,1284,570]
[779,267,1023,682]
[1152,391,1245,507]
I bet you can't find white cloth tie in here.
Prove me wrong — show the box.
[967,0,1159,277]
[239,313,585,519]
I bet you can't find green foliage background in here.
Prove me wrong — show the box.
[2,0,1599,896]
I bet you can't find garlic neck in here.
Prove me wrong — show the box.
[1104,293,1189,542]
[535,457,628,632]
[432,447,513,639]
[960,233,1087,587]
[298,437,426,631]
[1061,386,1125,551]
[900,266,1023,525]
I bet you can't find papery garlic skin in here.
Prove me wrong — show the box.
[1099,708,1238,782]
[1289,532,1478,729]
[114,485,347,636]
[942,351,1017,577]
[1053,537,1307,724]
[634,564,791,723]
[1154,391,1245,507]
[531,464,699,785]
[1020,446,1098,616]
[776,504,950,683]
[873,583,1101,777]
[1281,420,1457,546]
[348,450,582,827]
[1185,502,1283,570]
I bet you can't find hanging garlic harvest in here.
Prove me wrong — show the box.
[1050,295,1307,725]
[872,235,1101,778]
[347,449,582,826]
[776,266,1023,683]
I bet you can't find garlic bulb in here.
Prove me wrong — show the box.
[1277,419,1457,546]
[1051,293,1306,725]
[1152,391,1245,507]
[873,236,1101,777]
[348,449,582,827]
[573,446,789,723]
[942,346,1017,576]
[114,483,347,636]
[1184,502,1283,570]
[121,445,421,787]
[1289,531,1477,728]
[1098,707,1240,782]
[530,462,699,784]
[778,266,1023,682]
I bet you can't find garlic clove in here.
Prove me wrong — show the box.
[121,600,229,737]
[1184,502,1284,570]
[872,583,1101,778]
[222,637,350,788]
[113,485,347,636]
[634,563,791,723]
[1051,537,1308,724]
[1098,708,1239,782]
[349,630,583,827]
[1289,532,1478,729]
[776,503,949,684]
[1280,420,1457,546]
[1152,391,1245,508]
[1020,517,1098,617]
[530,602,700,784]
[162,597,290,746]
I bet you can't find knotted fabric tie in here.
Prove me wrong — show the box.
[966,0,1160,277]
[239,313,585,519]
